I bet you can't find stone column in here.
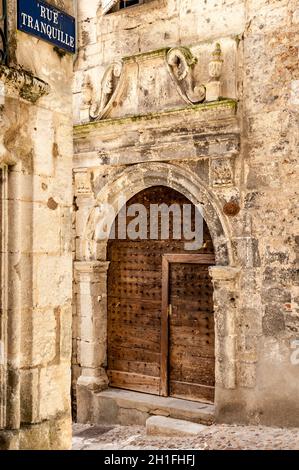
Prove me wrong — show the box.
[209,266,241,390]
[74,261,110,391]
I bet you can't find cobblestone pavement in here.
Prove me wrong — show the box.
[73,423,299,450]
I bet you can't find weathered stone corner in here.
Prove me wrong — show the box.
[0,65,50,103]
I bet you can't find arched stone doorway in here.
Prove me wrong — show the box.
[75,163,241,424]
[107,186,216,403]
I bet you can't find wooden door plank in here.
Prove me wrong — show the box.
[169,380,215,404]
[160,255,169,397]
[108,370,160,395]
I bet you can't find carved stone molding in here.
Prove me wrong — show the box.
[89,61,125,121]
[0,65,50,103]
[166,46,206,105]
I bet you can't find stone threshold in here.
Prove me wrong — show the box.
[91,388,215,426]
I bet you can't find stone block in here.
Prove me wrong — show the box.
[21,308,57,367]
[146,416,207,437]
[34,254,72,307]
[39,365,71,420]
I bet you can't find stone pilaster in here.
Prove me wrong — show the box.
[74,261,110,391]
[209,266,241,390]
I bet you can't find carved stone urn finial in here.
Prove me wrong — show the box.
[206,43,223,102]
[209,43,223,80]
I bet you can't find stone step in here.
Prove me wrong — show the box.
[146,416,207,437]
[88,388,215,426]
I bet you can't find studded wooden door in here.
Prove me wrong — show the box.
[107,186,215,398]
[161,254,215,403]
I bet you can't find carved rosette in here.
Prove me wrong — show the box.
[166,47,206,105]
[89,60,125,121]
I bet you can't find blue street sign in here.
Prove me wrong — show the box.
[17,0,76,54]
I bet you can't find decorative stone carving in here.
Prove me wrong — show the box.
[166,47,206,104]
[206,43,224,102]
[90,61,124,121]
[210,155,235,187]
[85,42,230,121]
[74,169,92,196]
[0,65,50,103]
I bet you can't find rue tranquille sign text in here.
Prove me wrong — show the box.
[17,0,76,54]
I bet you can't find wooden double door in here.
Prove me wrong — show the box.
[107,186,215,403]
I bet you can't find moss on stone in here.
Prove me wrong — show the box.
[123,47,169,62]
[74,99,238,134]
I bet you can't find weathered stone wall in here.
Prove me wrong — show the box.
[73,1,299,427]
[0,0,74,450]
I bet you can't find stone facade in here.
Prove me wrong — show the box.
[73,0,299,428]
[0,0,74,450]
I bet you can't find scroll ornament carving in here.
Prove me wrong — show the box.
[166,47,206,105]
[89,61,124,121]
[88,43,224,121]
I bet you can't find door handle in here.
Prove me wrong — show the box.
[168,304,172,317]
